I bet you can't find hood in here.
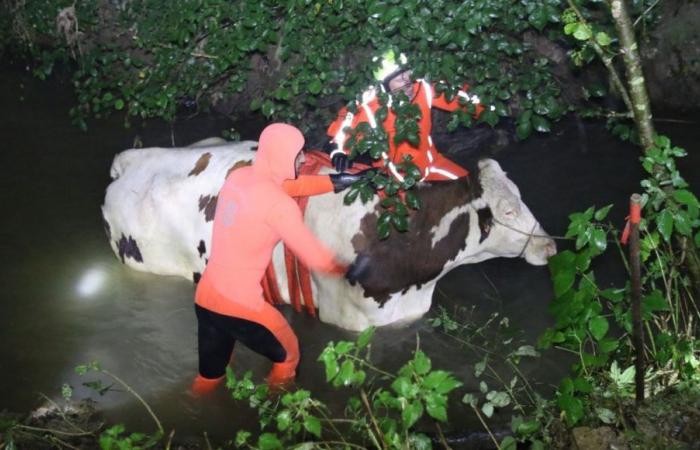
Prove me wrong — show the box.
[253,123,305,184]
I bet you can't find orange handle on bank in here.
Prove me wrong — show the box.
[621,200,642,245]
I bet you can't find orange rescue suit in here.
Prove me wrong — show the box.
[327,80,484,181]
[195,123,344,385]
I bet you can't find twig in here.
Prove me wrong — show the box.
[302,441,366,449]
[566,0,634,113]
[165,429,175,450]
[191,52,218,59]
[633,0,661,27]
[470,405,501,450]
[16,424,93,437]
[204,431,213,450]
[435,422,453,450]
[346,354,395,378]
[38,393,94,434]
[101,369,164,434]
[360,389,386,450]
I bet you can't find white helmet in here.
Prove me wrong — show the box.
[373,50,408,81]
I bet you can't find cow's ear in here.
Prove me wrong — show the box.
[496,197,521,219]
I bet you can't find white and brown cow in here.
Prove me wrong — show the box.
[102,138,556,331]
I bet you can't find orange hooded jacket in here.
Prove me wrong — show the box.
[195,124,344,357]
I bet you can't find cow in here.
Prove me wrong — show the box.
[102,138,556,331]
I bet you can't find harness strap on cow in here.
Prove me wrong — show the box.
[262,151,371,317]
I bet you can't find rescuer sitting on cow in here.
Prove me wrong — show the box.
[324,51,485,182]
[192,123,370,395]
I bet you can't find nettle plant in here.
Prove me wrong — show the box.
[228,327,463,449]
[540,135,700,426]
[429,306,550,450]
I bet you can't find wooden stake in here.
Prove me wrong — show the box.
[628,193,644,404]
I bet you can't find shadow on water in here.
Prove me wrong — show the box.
[1,62,699,444]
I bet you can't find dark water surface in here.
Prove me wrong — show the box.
[1,63,699,444]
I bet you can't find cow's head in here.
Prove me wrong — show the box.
[471,159,556,266]
[350,158,555,305]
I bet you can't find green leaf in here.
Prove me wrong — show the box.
[378,221,390,240]
[392,376,413,397]
[337,360,355,386]
[114,99,125,110]
[643,290,669,316]
[475,360,486,377]
[486,390,511,408]
[276,410,292,431]
[402,401,424,428]
[357,327,375,349]
[599,338,619,353]
[530,440,546,450]
[657,209,674,242]
[512,345,540,358]
[462,393,478,407]
[516,117,532,140]
[344,187,360,205]
[257,432,282,450]
[557,394,584,425]
[595,407,617,424]
[594,204,613,220]
[588,315,609,341]
[425,394,448,422]
[573,24,592,41]
[392,213,409,232]
[553,268,575,297]
[591,228,607,252]
[674,211,692,236]
[405,191,421,209]
[235,430,251,446]
[601,288,625,303]
[516,420,540,435]
[531,115,551,133]
[573,377,592,393]
[500,436,517,450]
[308,79,322,95]
[303,415,322,438]
[482,402,494,418]
[595,32,612,46]
[322,354,338,381]
[413,351,431,375]
[528,8,548,31]
[261,100,275,118]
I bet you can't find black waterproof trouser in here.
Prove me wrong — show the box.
[195,304,287,379]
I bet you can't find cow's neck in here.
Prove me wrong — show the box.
[351,168,485,305]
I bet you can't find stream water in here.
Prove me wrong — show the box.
[1,62,699,445]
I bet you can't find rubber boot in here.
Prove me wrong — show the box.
[191,374,224,397]
[266,362,296,390]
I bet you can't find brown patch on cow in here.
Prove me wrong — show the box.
[477,206,493,243]
[115,233,143,264]
[351,168,483,305]
[198,195,218,222]
[226,159,252,179]
[188,152,212,176]
[197,239,206,258]
[193,272,201,283]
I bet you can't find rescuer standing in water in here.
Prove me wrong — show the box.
[192,123,368,394]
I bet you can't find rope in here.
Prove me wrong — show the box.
[490,217,572,241]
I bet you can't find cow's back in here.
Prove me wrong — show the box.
[102,141,257,280]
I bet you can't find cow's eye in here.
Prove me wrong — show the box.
[504,209,518,219]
